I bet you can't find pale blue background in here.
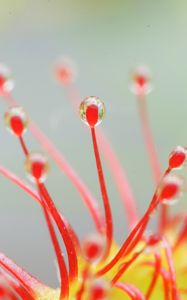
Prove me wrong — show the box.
[0,0,187,287]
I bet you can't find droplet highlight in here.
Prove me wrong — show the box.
[80,96,105,128]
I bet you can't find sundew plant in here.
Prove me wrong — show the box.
[0,61,186,300]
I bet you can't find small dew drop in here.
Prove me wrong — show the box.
[130,65,152,96]
[0,64,15,95]
[158,175,183,205]
[54,56,77,86]
[88,278,111,300]
[145,233,162,254]
[82,233,105,263]
[4,106,29,137]
[80,96,105,128]
[169,146,187,170]
[25,152,49,184]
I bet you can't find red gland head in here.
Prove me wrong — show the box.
[88,278,111,300]
[0,64,15,95]
[169,146,187,169]
[158,175,183,205]
[80,96,105,128]
[54,56,76,86]
[82,233,105,263]
[4,106,29,137]
[130,65,152,96]
[25,152,49,183]
[146,233,161,247]
[145,233,162,254]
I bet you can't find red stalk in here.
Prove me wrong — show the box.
[2,92,104,233]
[65,84,138,230]
[18,136,70,297]
[97,189,161,276]
[137,95,170,233]
[173,216,187,251]
[111,247,145,285]
[38,183,78,281]
[0,164,81,255]
[145,252,161,299]
[115,282,145,300]
[19,136,29,156]
[91,127,113,257]
[163,238,179,300]
[75,267,89,300]
[5,132,78,283]
[142,262,170,300]
[0,253,43,298]
[38,187,69,300]
[0,268,36,300]
[137,96,161,184]
[114,282,136,299]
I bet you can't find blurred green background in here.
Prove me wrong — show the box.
[0,0,187,287]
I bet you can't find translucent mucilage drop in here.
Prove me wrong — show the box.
[130,65,152,96]
[54,56,77,85]
[87,278,111,300]
[80,96,105,128]
[4,106,29,137]
[158,175,183,205]
[0,64,15,95]
[25,152,49,184]
[145,233,162,254]
[169,145,187,170]
[82,233,105,263]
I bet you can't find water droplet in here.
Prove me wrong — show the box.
[169,146,187,169]
[145,233,162,254]
[158,175,183,205]
[130,65,152,96]
[4,106,29,136]
[82,233,105,263]
[80,96,105,128]
[25,152,49,183]
[54,56,77,85]
[0,64,15,95]
[88,278,111,300]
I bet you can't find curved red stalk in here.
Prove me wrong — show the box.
[124,220,149,256]
[0,253,43,298]
[137,96,161,183]
[97,130,138,230]
[75,267,89,300]
[115,282,145,300]
[114,282,136,299]
[65,84,138,230]
[38,183,78,281]
[2,92,104,233]
[91,127,113,257]
[17,134,78,282]
[0,165,41,205]
[19,136,29,156]
[158,167,171,233]
[111,247,145,285]
[145,252,161,299]
[173,216,187,251]
[38,187,69,300]
[0,164,81,255]
[163,238,179,300]
[137,95,171,233]
[0,269,35,300]
[143,261,170,300]
[97,185,162,276]
[96,217,148,276]
[0,159,70,298]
